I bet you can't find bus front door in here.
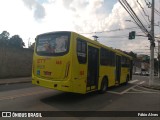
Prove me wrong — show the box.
[87,46,99,92]
[116,55,121,85]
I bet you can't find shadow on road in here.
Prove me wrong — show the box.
[40,91,119,111]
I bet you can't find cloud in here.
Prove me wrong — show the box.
[0,0,159,54]
[92,0,154,53]
[22,0,46,20]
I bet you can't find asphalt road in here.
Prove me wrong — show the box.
[0,75,159,120]
[0,82,34,92]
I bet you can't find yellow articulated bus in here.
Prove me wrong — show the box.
[32,31,132,94]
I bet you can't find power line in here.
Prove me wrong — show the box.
[81,0,160,36]
[144,0,151,8]
[99,35,128,38]
[98,32,144,38]
[80,24,155,35]
[144,0,160,17]
[105,40,129,43]
[154,9,160,16]
[136,0,151,23]
[80,26,141,34]
[119,0,149,35]
[142,0,151,17]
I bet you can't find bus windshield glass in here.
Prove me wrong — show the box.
[36,33,70,56]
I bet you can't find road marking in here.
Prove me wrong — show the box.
[120,81,145,94]
[128,79,139,83]
[132,88,146,92]
[108,81,146,95]
[108,81,160,95]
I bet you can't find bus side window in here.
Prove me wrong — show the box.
[100,48,107,66]
[121,56,130,67]
[100,48,115,66]
[77,39,87,64]
[110,52,115,66]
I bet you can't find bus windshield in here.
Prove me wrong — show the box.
[36,32,70,56]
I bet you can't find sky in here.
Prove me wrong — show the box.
[0,0,160,56]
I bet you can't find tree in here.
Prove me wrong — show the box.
[128,51,137,59]
[0,31,10,45]
[9,35,25,48]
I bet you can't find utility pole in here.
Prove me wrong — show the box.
[149,0,155,86]
[158,41,160,78]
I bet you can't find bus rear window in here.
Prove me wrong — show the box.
[36,33,70,56]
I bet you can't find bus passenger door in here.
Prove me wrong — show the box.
[130,60,133,80]
[87,46,99,91]
[115,55,121,85]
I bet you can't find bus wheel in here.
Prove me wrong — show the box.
[99,78,107,94]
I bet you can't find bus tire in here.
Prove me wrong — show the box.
[99,77,108,94]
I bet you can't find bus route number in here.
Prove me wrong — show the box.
[37,59,46,64]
